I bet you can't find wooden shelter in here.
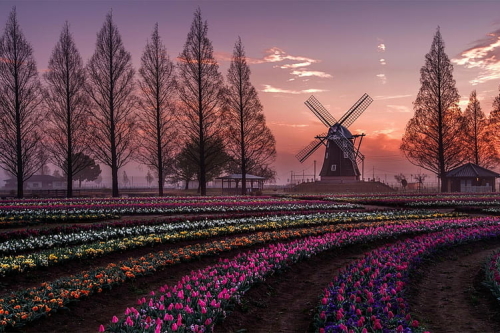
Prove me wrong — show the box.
[216,174,266,194]
[445,163,500,192]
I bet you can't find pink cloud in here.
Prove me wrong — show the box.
[452,29,500,84]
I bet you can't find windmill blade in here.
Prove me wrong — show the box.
[355,150,365,165]
[338,93,373,128]
[305,96,338,128]
[296,134,327,163]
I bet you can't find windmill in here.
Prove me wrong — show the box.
[296,94,373,181]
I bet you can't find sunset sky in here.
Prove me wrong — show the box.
[2,0,500,186]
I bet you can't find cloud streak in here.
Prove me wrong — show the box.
[452,29,500,85]
[376,73,387,84]
[374,94,412,100]
[386,104,411,113]
[291,69,332,78]
[255,47,332,94]
[270,122,309,128]
[262,84,327,94]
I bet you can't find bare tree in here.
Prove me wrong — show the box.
[0,8,45,198]
[463,90,498,168]
[400,28,464,192]
[177,8,225,195]
[413,173,428,192]
[86,12,138,197]
[488,85,500,160]
[137,23,178,196]
[224,37,276,194]
[44,22,91,197]
[394,173,408,189]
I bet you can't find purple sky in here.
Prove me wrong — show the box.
[2,0,500,186]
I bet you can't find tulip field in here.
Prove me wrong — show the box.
[1,194,500,332]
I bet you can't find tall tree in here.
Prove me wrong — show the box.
[44,22,91,198]
[0,8,45,198]
[488,85,500,160]
[400,28,464,192]
[463,90,498,168]
[86,12,138,197]
[225,37,276,194]
[137,23,177,196]
[177,8,225,195]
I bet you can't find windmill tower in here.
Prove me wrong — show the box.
[296,94,373,182]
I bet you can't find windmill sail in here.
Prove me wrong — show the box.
[295,134,327,163]
[304,96,337,127]
[337,94,373,128]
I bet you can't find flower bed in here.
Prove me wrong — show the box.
[303,193,500,208]
[0,197,361,226]
[483,250,500,303]
[0,210,457,254]
[314,226,500,332]
[0,211,464,276]
[1,216,495,331]
[99,219,500,333]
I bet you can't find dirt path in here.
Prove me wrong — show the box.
[216,242,385,333]
[409,239,500,333]
[219,239,500,333]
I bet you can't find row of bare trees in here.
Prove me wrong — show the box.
[0,8,276,198]
[401,28,500,192]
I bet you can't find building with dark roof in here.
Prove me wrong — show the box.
[4,175,66,190]
[445,163,500,192]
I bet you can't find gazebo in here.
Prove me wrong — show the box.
[216,174,266,194]
[445,163,500,192]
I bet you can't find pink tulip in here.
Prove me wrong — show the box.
[125,316,134,326]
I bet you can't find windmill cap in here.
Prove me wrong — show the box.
[329,124,353,139]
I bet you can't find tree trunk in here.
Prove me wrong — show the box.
[158,175,164,196]
[112,165,119,197]
[67,173,73,198]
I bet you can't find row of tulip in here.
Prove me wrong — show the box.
[483,250,500,304]
[2,216,498,331]
[0,200,361,224]
[0,212,448,276]
[282,192,500,202]
[0,212,119,229]
[325,193,500,208]
[0,196,348,211]
[0,210,458,255]
[314,225,500,332]
[0,196,277,207]
[100,218,500,333]
[0,209,345,241]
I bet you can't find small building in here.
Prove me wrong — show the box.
[4,175,67,190]
[445,163,500,192]
[216,174,266,195]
